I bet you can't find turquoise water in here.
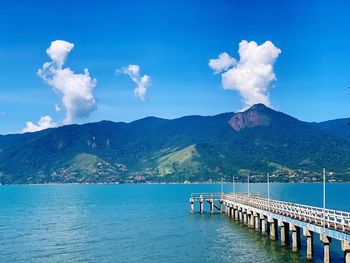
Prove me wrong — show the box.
[0,183,349,262]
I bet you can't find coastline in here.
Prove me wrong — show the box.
[1,181,349,186]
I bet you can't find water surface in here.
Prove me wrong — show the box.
[0,183,349,262]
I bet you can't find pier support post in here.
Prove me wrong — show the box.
[190,198,194,213]
[210,199,214,214]
[254,212,259,231]
[234,206,239,220]
[341,240,350,263]
[230,206,234,219]
[320,233,332,263]
[219,200,223,213]
[303,228,313,260]
[268,216,278,240]
[247,210,253,228]
[290,224,300,252]
[250,212,255,229]
[199,195,204,214]
[260,214,266,234]
[279,221,289,246]
[239,208,243,223]
[243,209,248,225]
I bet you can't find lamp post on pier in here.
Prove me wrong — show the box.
[267,173,270,208]
[221,177,223,196]
[323,168,326,228]
[247,174,250,198]
[233,176,235,194]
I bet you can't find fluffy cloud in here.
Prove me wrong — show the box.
[208,52,236,74]
[46,40,74,67]
[22,115,57,133]
[38,40,97,124]
[209,40,281,110]
[118,64,151,101]
[0,112,6,116]
[55,104,61,112]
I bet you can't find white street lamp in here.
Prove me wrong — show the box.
[267,173,270,207]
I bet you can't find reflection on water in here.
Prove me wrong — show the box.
[0,183,348,262]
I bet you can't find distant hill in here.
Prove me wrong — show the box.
[310,118,350,139]
[1,104,350,184]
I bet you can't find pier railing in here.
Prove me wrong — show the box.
[190,192,350,261]
[224,193,350,233]
[190,192,261,200]
[190,193,222,200]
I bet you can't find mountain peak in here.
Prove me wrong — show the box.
[229,103,273,131]
[247,103,271,111]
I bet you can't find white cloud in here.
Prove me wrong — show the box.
[22,115,57,133]
[118,64,151,101]
[55,104,61,112]
[0,112,6,116]
[38,40,97,124]
[209,40,281,110]
[208,52,236,74]
[46,40,74,67]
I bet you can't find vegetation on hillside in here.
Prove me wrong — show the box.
[0,104,349,184]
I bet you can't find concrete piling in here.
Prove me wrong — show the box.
[254,212,259,231]
[279,220,289,246]
[250,212,255,229]
[234,207,239,220]
[247,210,254,228]
[290,224,300,252]
[199,195,204,214]
[341,240,350,263]
[190,198,194,214]
[243,209,248,225]
[320,233,332,263]
[210,199,214,214]
[260,214,266,234]
[303,228,313,260]
[268,216,277,240]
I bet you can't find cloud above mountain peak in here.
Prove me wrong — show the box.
[209,40,281,110]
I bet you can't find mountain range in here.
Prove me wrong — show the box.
[0,104,349,184]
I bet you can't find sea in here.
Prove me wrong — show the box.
[0,183,349,262]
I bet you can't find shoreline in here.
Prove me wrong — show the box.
[1,181,349,186]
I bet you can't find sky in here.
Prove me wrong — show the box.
[0,0,350,134]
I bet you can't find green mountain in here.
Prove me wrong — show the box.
[1,104,350,184]
[310,118,350,139]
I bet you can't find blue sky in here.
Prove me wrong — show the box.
[0,0,349,134]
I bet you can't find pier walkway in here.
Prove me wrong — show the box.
[190,192,350,263]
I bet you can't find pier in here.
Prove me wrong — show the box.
[190,192,350,262]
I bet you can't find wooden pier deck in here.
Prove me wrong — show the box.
[190,192,350,263]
